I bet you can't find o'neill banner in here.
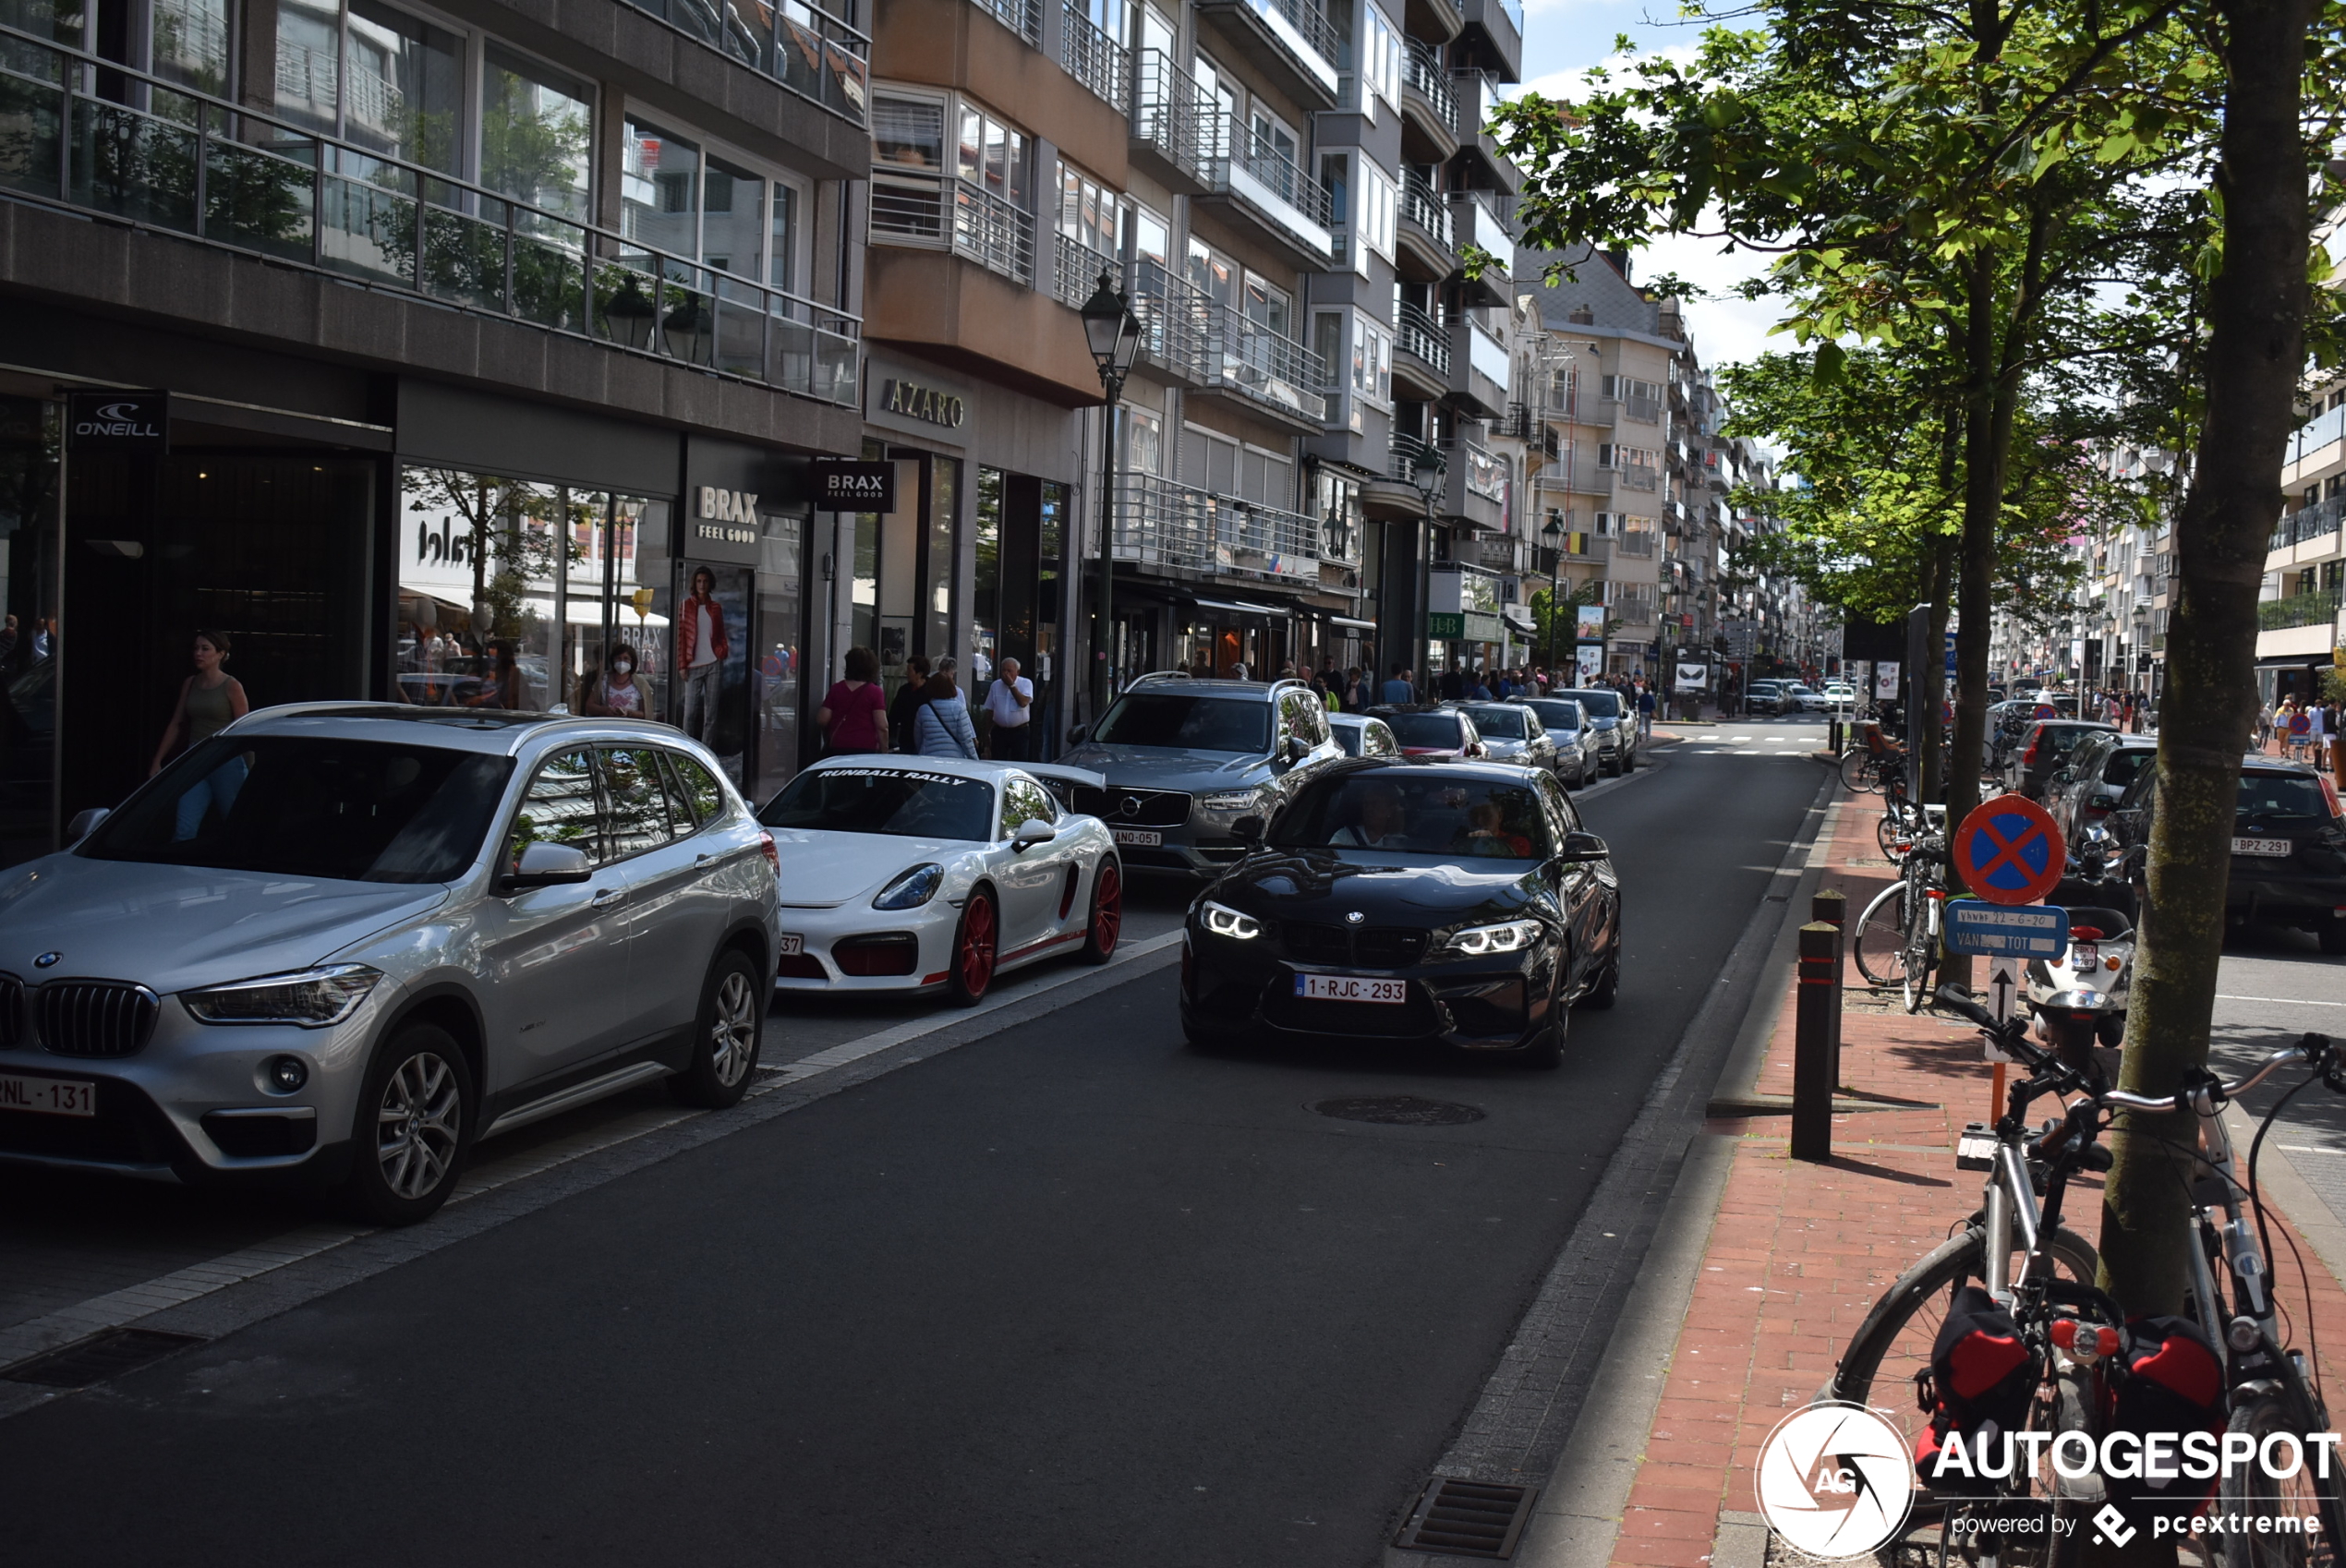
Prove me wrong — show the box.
[66,390,169,454]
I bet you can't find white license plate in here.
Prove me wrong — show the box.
[1112,828,1163,847]
[778,933,804,956]
[0,1072,95,1117]
[1294,973,1408,1004]
[2070,943,2098,972]
[2233,837,2295,857]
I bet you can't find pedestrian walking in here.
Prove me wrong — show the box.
[913,662,981,759]
[1383,664,1415,705]
[1637,683,1656,738]
[149,630,250,838]
[581,644,647,718]
[983,657,1034,760]
[818,645,889,754]
[2311,699,2330,772]
[887,655,932,754]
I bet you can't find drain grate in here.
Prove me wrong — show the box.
[1311,1095,1486,1127]
[1394,1478,1539,1558]
[4,1328,209,1388]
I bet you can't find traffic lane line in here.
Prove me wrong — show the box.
[0,931,1184,1410]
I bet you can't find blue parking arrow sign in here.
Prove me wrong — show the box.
[1946,902,2070,959]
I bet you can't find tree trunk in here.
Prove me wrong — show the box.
[1948,253,2002,845]
[2097,0,2313,1320]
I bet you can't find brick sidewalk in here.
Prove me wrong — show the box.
[1603,787,2346,1567]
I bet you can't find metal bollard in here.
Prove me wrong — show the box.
[1811,888,1847,1087]
[1792,922,1841,1162]
[1829,718,1845,754]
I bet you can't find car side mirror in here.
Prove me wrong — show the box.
[1286,734,1312,763]
[1232,814,1265,845]
[65,807,109,844]
[1067,725,1087,743]
[1560,830,1609,862]
[1010,818,1058,852]
[502,840,593,891]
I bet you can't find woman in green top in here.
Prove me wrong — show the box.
[150,630,251,839]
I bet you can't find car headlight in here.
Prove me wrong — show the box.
[1198,790,1261,815]
[1201,899,1262,940]
[1445,920,1542,956]
[182,964,382,1028]
[874,862,945,910]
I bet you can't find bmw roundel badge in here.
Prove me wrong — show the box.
[1344,911,1366,925]
[33,951,60,968]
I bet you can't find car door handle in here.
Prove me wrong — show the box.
[591,887,627,909]
[695,852,722,870]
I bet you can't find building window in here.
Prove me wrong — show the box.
[620,112,805,283]
[1360,0,1401,113]
[870,89,1039,284]
[1352,309,1390,409]
[481,44,593,223]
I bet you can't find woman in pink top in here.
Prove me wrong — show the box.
[818,645,889,754]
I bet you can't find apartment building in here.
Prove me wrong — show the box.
[0,0,871,862]
[2259,388,2346,705]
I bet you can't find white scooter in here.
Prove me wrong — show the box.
[2026,830,2135,1071]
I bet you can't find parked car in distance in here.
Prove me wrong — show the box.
[1523,697,1598,786]
[758,756,1122,1005]
[2043,733,2159,845]
[1451,703,1557,776]
[1552,688,1638,773]
[2006,719,2118,801]
[1179,759,1623,1067]
[2108,755,2346,951]
[1364,706,1490,762]
[1746,680,1786,716]
[0,705,781,1224]
[1328,713,1400,759]
[1059,676,1344,877]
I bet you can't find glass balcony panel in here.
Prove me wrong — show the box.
[318,171,417,286]
[70,97,198,233]
[202,130,315,262]
[0,73,66,200]
[421,201,511,313]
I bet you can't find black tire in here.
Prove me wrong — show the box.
[343,1023,473,1226]
[1876,810,1904,861]
[1853,882,1914,990]
[1518,956,1567,1067]
[1826,1224,2098,1464]
[2220,1390,2346,1566]
[1620,747,1636,773]
[2322,920,2346,957]
[669,947,763,1109]
[1840,748,1878,791]
[1581,952,1619,1010]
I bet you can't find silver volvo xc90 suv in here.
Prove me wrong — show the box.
[0,705,782,1223]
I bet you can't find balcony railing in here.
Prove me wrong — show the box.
[1463,318,1509,389]
[1206,306,1330,423]
[0,23,858,404]
[1448,440,1506,503]
[1389,432,1443,488]
[1132,50,1222,185]
[1403,40,1457,129]
[1200,0,1342,91]
[1130,259,1215,382]
[1060,0,1129,110]
[2271,495,2345,552]
[1053,232,1119,311]
[2260,588,2342,631]
[620,0,868,124]
[972,0,1043,43]
[1396,302,1450,375]
[871,172,1036,287]
[1400,172,1451,248]
[1113,472,1335,577]
[1208,127,1334,254]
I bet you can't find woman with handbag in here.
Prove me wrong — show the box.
[913,661,981,760]
[818,646,889,754]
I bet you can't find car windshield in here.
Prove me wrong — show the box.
[1459,706,1525,738]
[2238,773,2331,824]
[1274,773,1552,862]
[2039,725,2107,758]
[1090,694,1270,754]
[1561,689,1622,719]
[760,766,995,841]
[1382,712,1469,749]
[1527,700,1583,731]
[83,735,513,883]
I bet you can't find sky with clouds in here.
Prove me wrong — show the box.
[1510,14,1789,376]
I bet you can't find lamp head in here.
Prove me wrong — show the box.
[1081,271,1143,380]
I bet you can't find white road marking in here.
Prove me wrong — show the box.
[2218,995,2346,1006]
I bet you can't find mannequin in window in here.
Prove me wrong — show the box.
[679,568,730,745]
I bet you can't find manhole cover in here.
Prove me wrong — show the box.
[1311,1095,1486,1126]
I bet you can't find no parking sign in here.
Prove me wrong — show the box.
[1952,795,2067,906]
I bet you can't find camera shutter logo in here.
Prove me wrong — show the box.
[1754,1402,1915,1558]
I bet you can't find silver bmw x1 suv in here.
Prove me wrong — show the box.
[0,705,782,1224]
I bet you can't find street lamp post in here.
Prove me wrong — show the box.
[1080,270,1144,726]
[1407,440,1445,688]
[1542,511,1564,676]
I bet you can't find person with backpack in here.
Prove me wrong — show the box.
[913,660,981,759]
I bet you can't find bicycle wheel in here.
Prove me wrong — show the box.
[1876,804,1914,861]
[2220,1391,2346,1567]
[1901,894,1938,1013]
[1853,882,1913,989]
[1841,748,1880,791]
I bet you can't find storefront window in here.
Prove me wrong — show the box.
[0,396,56,867]
[926,456,956,674]
[973,466,1001,684]
[756,513,805,798]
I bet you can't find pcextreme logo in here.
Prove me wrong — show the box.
[1754,1402,1915,1559]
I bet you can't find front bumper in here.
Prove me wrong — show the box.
[1179,932,1559,1050]
[2227,873,2346,930]
[0,996,380,1182]
[1105,825,1251,876]
[773,901,961,991]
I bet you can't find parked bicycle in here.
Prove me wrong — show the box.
[1854,828,1948,1012]
[1875,752,1928,862]
[1825,990,2345,1564]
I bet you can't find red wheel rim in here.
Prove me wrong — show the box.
[959,894,996,995]
[1092,862,1122,955]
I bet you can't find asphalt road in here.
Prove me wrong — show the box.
[0,729,1830,1567]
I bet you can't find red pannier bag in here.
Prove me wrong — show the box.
[1914,1285,2038,1493]
[2105,1316,2225,1527]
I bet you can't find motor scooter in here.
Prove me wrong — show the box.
[2027,827,2134,1071]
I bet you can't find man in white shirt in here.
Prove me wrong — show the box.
[984,656,1034,761]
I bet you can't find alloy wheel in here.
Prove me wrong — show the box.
[960,895,998,995]
[376,1051,462,1201]
[1092,862,1122,955]
[707,970,757,1088]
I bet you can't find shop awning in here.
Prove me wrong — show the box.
[1502,605,1538,635]
[1325,615,1378,631]
[2256,651,2335,669]
[1190,597,1292,618]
